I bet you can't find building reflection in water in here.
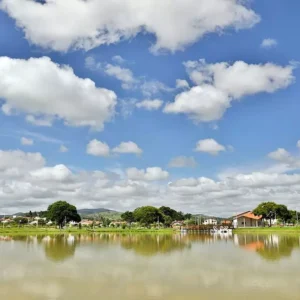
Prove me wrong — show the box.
[234,233,300,261]
[1,232,300,262]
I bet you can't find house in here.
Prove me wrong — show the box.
[203,218,217,225]
[221,220,232,226]
[233,211,262,228]
[171,221,185,229]
[80,219,93,226]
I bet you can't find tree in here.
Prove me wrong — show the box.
[184,213,192,220]
[133,206,164,226]
[121,211,135,223]
[253,202,278,226]
[276,204,291,223]
[47,201,81,228]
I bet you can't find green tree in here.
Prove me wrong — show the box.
[184,213,192,220]
[253,202,278,226]
[47,201,81,228]
[133,206,164,226]
[121,211,135,223]
[276,204,291,223]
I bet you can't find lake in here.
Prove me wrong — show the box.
[1,232,300,299]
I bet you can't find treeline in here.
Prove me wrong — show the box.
[253,202,300,226]
[121,206,192,226]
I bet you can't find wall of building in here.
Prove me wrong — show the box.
[237,217,261,227]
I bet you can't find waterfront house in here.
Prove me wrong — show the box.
[171,221,185,229]
[203,218,217,225]
[234,211,262,228]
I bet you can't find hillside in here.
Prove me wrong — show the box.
[77,208,117,215]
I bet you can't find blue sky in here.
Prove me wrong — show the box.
[0,0,300,216]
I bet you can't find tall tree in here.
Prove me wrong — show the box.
[253,202,278,226]
[121,211,135,223]
[133,206,164,226]
[47,201,81,228]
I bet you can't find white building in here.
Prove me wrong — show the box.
[203,218,217,225]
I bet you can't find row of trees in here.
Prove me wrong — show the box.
[121,206,192,226]
[253,202,299,226]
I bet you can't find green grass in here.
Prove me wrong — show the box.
[0,227,175,236]
[234,227,300,234]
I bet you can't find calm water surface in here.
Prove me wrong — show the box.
[1,233,300,300]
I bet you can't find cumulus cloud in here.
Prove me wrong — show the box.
[261,38,278,49]
[164,59,294,122]
[0,56,117,130]
[59,145,68,153]
[168,156,197,168]
[26,115,53,127]
[136,99,163,111]
[195,139,226,155]
[86,139,110,157]
[21,137,33,146]
[112,55,126,64]
[126,167,169,181]
[140,80,174,97]
[86,57,171,95]
[87,140,142,156]
[112,141,142,155]
[30,164,73,182]
[176,79,190,89]
[2,148,300,216]
[104,63,137,90]
[0,0,260,53]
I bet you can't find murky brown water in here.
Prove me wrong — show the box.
[1,232,300,300]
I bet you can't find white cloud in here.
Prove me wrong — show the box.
[164,59,294,122]
[21,137,33,146]
[297,140,300,149]
[59,145,68,153]
[0,0,260,53]
[26,115,53,127]
[136,99,163,111]
[268,148,293,163]
[0,56,117,130]
[140,80,173,97]
[176,79,189,89]
[2,148,300,216]
[261,38,278,49]
[168,156,197,168]
[30,164,73,182]
[17,130,63,144]
[112,142,142,155]
[126,167,169,181]
[164,84,230,122]
[112,55,125,64]
[86,139,110,157]
[86,57,171,94]
[195,139,226,155]
[0,150,45,173]
[104,63,137,89]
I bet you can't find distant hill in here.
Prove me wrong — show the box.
[77,208,117,215]
[192,214,227,222]
[78,208,122,220]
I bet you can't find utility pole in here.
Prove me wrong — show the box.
[157,216,160,229]
[297,211,299,226]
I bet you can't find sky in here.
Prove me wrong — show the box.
[0,0,300,216]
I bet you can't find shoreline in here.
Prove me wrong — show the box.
[0,227,175,236]
[1,227,300,236]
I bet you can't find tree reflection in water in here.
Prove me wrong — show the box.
[43,234,76,262]
[120,234,191,256]
[235,234,300,261]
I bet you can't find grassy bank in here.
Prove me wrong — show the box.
[0,227,175,236]
[234,227,300,234]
